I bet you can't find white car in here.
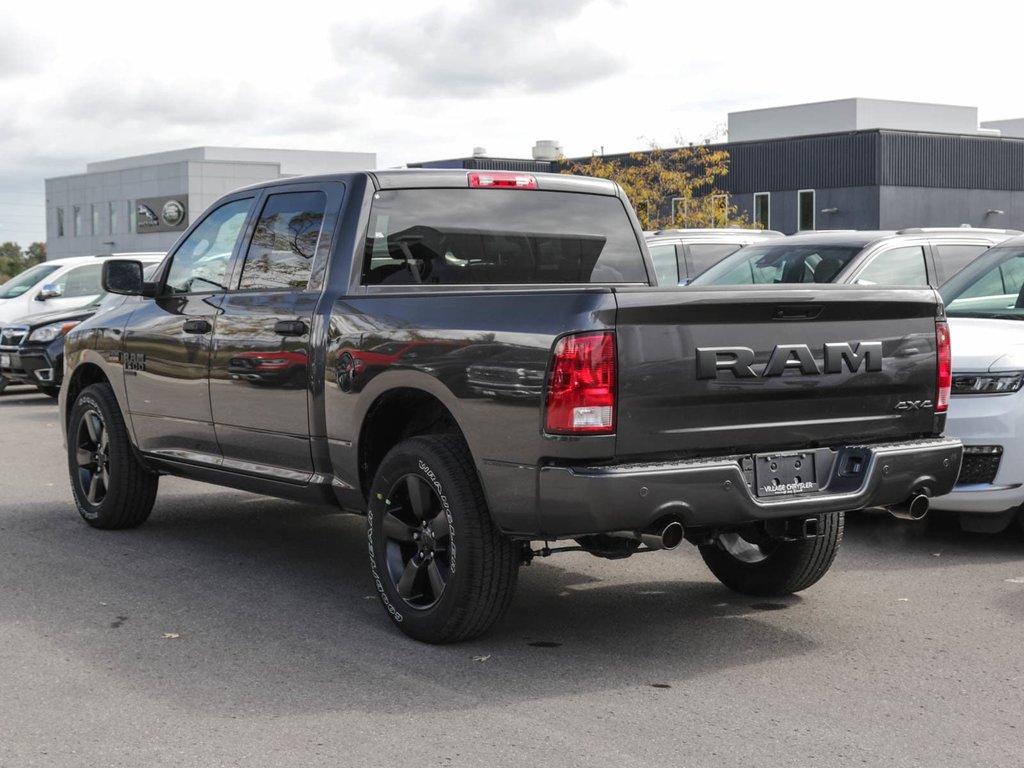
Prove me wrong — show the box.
[0,253,165,325]
[930,237,1024,533]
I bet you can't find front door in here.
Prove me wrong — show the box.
[122,196,256,462]
[209,184,340,480]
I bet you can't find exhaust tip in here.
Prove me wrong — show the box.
[660,521,684,550]
[889,493,929,522]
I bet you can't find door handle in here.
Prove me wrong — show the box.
[274,320,308,337]
[183,319,212,334]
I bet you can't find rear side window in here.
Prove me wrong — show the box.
[362,189,647,285]
[51,264,104,298]
[854,245,928,286]
[686,242,743,278]
[648,244,679,285]
[239,191,326,290]
[933,243,990,285]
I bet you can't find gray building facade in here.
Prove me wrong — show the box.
[45,146,376,259]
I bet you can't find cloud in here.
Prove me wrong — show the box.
[0,25,42,80]
[330,0,621,98]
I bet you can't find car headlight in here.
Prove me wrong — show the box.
[28,321,80,343]
[951,372,1024,394]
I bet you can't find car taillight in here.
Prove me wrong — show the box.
[936,321,951,412]
[468,172,537,189]
[545,332,616,434]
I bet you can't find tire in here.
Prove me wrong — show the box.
[366,435,519,643]
[699,512,844,596]
[67,383,159,529]
[37,385,60,399]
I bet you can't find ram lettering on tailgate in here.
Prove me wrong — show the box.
[696,341,883,379]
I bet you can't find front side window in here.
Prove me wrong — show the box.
[854,245,928,286]
[238,191,326,290]
[0,263,61,299]
[165,198,253,294]
[51,264,105,299]
[798,190,815,231]
[362,189,647,286]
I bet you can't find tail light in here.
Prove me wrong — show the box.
[936,321,951,412]
[545,332,616,434]
[468,172,537,189]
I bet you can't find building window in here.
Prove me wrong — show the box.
[129,200,137,233]
[91,204,99,235]
[711,194,728,227]
[56,208,65,237]
[109,202,119,234]
[754,192,770,229]
[73,205,82,236]
[672,197,687,226]
[798,189,815,231]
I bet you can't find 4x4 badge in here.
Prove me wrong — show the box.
[895,400,933,411]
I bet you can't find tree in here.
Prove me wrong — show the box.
[0,241,47,283]
[560,144,752,231]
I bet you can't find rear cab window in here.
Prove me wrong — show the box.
[361,188,647,286]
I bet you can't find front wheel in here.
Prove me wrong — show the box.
[366,435,519,643]
[699,512,844,596]
[67,383,159,529]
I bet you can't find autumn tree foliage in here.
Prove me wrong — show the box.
[560,144,751,231]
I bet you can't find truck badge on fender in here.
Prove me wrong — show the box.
[696,342,883,379]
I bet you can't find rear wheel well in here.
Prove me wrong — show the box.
[64,364,111,428]
[358,388,465,499]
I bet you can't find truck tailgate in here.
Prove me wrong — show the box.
[613,286,941,458]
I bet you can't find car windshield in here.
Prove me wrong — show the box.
[941,246,1024,320]
[0,263,61,299]
[690,244,863,285]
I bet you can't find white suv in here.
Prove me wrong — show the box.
[0,253,165,325]
[932,236,1024,533]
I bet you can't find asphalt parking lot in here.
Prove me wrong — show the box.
[2,384,1023,768]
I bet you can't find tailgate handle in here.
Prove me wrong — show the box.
[182,319,212,334]
[274,320,308,337]
[773,304,823,320]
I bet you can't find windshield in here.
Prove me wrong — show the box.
[0,263,61,299]
[941,246,1024,320]
[690,244,863,285]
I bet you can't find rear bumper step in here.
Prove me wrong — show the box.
[531,437,963,538]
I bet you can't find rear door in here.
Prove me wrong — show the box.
[612,286,940,458]
[208,182,341,480]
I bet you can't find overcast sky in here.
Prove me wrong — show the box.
[2,0,1024,248]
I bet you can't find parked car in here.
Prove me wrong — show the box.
[689,228,1019,288]
[929,237,1024,533]
[0,253,165,324]
[0,261,163,397]
[643,228,784,285]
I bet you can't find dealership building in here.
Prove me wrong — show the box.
[44,147,376,259]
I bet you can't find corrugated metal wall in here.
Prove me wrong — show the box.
[879,132,1024,189]
[724,133,879,193]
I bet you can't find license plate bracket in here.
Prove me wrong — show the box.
[754,452,818,497]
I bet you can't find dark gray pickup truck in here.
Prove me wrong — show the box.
[60,169,962,643]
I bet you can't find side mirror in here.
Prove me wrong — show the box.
[103,260,145,296]
[36,283,63,301]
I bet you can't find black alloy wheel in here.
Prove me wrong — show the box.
[381,473,452,609]
[67,383,158,529]
[74,405,110,506]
